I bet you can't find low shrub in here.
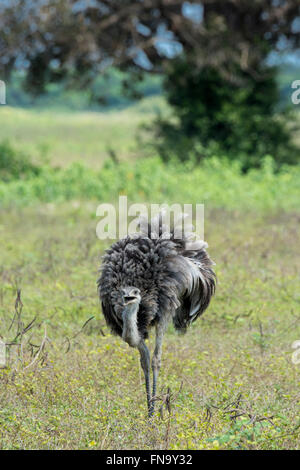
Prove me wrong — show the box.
[0,140,41,182]
[0,153,299,212]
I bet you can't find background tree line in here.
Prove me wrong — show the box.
[1,0,300,170]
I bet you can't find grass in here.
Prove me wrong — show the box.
[0,205,299,450]
[0,97,166,168]
[0,98,300,450]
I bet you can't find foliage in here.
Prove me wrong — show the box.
[0,147,299,212]
[153,63,300,170]
[6,69,162,110]
[1,0,300,172]
[0,140,41,182]
[4,63,300,111]
[1,1,299,92]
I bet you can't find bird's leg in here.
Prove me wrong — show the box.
[151,322,166,416]
[138,340,152,418]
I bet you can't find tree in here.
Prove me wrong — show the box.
[1,1,299,168]
[1,1,299,92]
[153,61,298,169]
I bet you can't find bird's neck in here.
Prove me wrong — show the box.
[122,302,140,348]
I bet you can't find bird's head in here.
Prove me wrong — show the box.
[121,286,141,306]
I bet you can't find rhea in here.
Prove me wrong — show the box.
[98,212,216,416]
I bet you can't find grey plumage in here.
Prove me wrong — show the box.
[97,211,216,416]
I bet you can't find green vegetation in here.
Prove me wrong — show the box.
[0,140,41,182]
[0,99,299,450]
[154,62,300,170]
[7,63,300,111]
[0,101,300,211]
[5,63,296,112]
[7,69,162,110]
[0,152,300,212]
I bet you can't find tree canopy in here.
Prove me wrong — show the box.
[1,1,299,93]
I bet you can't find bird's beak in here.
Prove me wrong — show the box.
[122,289,140,305]
[123,295,138,305]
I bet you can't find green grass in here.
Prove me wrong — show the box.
[0,97,167,168]
[0,206,299,450]
[0,99,300,450]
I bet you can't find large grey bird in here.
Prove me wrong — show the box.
[97,211,216,417]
